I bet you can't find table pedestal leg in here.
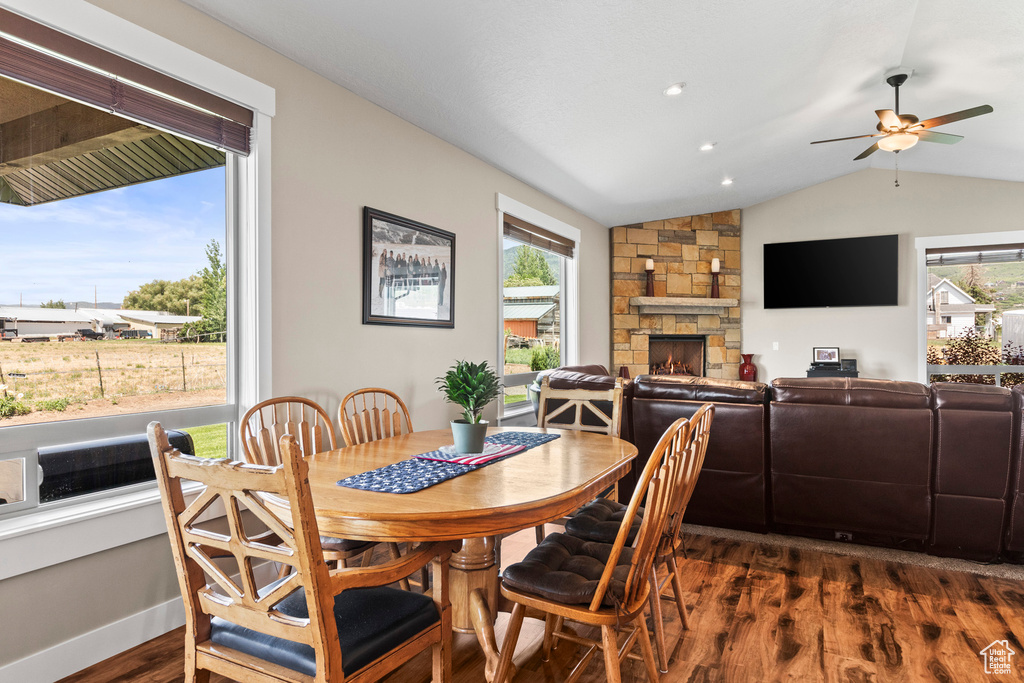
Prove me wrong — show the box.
[450,536,498,633]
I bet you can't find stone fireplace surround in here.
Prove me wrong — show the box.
[611,210,742,379]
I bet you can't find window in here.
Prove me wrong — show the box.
[496,195,579,422]
[941,315,952,324]
[0,18,261,519]
[939,290,949,304]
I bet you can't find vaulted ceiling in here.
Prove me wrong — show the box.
[181,0,1024,226]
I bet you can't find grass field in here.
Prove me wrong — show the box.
[0,339,226,421]
[184,423,228,459]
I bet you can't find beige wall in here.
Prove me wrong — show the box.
[742,168,1024,382]
[1,0,610,670]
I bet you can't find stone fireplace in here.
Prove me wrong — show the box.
[611,210,742,379]
[649,335,706,376]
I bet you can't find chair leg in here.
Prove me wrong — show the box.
[387,542,412,591]
[648,566,669,673]
[493,602,525,683]
[636,611,661,682]
[668,553,690,630]
[361,546,375,567]
[542,613,557,661]
[185,662,210,683]
[431,624,452,682]
[601,625,623,683]
[535,524,545,544]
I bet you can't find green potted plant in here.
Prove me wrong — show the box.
[436,360,502,453]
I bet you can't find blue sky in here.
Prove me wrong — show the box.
[0,168,225,306]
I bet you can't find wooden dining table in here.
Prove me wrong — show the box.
[280,426,638,680]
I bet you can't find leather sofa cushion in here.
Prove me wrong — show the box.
[771,377,929,409]
[210,585,439,677]
[563,497,642,544]
[501,532,632,607]
[931,382,1012,411]
[634,375,767,404]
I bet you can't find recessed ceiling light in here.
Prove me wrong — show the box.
[721,178,734,186]
[663,82,686,96]
[700,142,716,152]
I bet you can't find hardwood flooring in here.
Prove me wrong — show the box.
[58,529,1024,682]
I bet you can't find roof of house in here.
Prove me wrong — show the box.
[117,312,202,326]
[936,303,996,313]
[0,306,95,323]
[503,285,559,299]
[503,303,556,321]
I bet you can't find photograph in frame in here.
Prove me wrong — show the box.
[363,207,455,328]
[813,347,840,363]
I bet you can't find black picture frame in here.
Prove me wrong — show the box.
[362,207,455,328]
[812,346,840,364]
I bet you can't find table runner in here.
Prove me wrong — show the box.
[336,432,561,494]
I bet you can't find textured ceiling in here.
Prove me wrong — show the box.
[180,0,1024,226]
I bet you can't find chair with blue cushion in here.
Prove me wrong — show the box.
[149,421,456,682]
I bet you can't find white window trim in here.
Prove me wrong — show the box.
[495,194,580,422]
[915,229,1024,384]
[0,0,275,575]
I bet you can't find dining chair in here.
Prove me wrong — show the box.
[240,397,377,572]
[148,422,456,682]
[338,387,425,591]
[339,388,414,446]
[563,403,715,672]
[493,414,697,683]
[534,375,624,542]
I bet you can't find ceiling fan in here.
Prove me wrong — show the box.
[811,73,993,160]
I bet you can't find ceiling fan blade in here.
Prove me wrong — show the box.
[810,133,883,145]
[915,130,963,144]
[876,109,901,129]
[915,105,994,129]
[854,142,880,160]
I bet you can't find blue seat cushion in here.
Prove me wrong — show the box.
[210,585,438,677]
[564,497,643,545]
[501,532,633,607]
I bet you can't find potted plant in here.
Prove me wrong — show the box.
[436,360,502,453]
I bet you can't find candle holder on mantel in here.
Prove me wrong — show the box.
[710,257,721,298]
[645,258,655,297]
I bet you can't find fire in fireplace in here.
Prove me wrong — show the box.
[649,335,706,377]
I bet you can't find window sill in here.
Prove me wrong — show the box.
[0,481,206,581]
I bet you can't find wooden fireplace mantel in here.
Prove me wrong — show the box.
[629,296,739,315]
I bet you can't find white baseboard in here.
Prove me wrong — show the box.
[0,597,185,683]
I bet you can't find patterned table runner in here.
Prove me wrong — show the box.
[336,432,561,494]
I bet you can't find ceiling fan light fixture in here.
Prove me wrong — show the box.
[877,132,919,152]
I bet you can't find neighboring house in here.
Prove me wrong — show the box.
[926,275,996,339]
[0,306,95,338]
[503,285,559,340]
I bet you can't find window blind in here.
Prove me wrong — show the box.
[503,214,575,259]
[0,9,251,155]
[926,243,1024,267]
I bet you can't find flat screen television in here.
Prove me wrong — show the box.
[763,234,898,309]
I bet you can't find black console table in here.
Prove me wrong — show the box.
[806,366,859,378]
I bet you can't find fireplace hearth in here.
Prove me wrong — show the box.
[649,335,706,377]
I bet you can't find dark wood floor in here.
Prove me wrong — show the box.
[58,530,1024,682]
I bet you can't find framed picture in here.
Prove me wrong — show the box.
[363,207,455,328]
[812,347,840,363]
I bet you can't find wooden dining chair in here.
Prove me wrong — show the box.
[534,375,624,542]
[338,387,424,591]
[149,422,457,682]
[494,415,696,683]
[339,388,414,446]
[562,403,714,672]
[240,397,377,572]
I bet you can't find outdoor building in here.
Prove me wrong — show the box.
[0,305,94,338]
[503,285,559,342]
[926,275,996,338]
[115,311,202,339]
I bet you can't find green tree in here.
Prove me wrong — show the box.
[123,276,204,315]
[40,299,66,309]
[181,240,227,342]
[504,246,555,286]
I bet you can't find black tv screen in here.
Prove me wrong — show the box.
[763,234,898,309]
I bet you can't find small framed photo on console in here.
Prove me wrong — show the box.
[812,347,840,364]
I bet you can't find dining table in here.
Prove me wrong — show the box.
[279,425,638,680]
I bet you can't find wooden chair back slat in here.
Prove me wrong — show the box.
[339,388,414,447]
[240,397,338,467]
[537,376,623,437]
[150,422,341,680]
[661,403,714,554]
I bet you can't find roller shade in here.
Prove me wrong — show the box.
[503,214,575,259]
[0,10,251,155]
[926,243,1024,267]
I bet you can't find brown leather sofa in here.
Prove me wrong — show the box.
[770,378,933,546]
[928,383,1013,561]
[631,375,770,532]
[1003,386,1024,560]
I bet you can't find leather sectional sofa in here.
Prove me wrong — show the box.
[536,366,1022,563]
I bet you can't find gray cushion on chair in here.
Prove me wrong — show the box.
[501,532,633,607]
[564,497,643,545]
[210,585,438,676]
